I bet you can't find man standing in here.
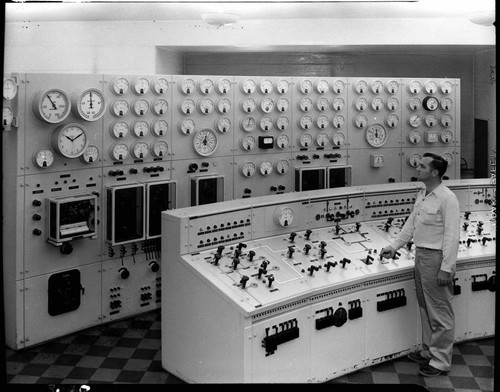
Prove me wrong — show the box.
[380,152,460,377]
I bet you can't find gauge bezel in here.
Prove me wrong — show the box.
[32,89,71,124]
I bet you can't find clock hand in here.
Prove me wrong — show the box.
[73,132,84,141]
[47,95,58,110]
[89,92,94,109]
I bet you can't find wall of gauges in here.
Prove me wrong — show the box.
[2,73,460,349]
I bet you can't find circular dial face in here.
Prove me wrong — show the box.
[80,145,99,164]
[298,97,313,112]
[385,80,399,94]
[240,117,256,132]
[353,80,368,94]
[217,78,232,94]
[371,97,384,111]
[110,142,129,161]
[332,80,345,94]
[440,81,453,94]
[198,98,214,114]
[371,80,384,94]
[215,117,231,133]
[408,80,422,94]
[33,149,54,168]
[241,135,256,151]
[3,107,13,126]
[152,99,168,115]
[260,97,275,113]
[152,119,168,136]
[151,140,168,158]
[216,98,231,114]
[178,118,196,135]
[131,141,149,159]
[276,79,290,94]
[33,89,71,123]
[407,153,422,168]
[407,97,421,111]
[179,98,196,115]
[423,96,439,111]
[51,123,89,158]
[440,129,454,143]
[198,78,214,95]
[276,98,289,112]
[353,115,368,129]
[425,114,438,127]
[332,131,346,146]
[407,130,422,144]
[110,121,129,138]
[316,115,329,130]
[424,81,438,94]
[443,152,453,165]
[275,134,289,149]
[74,88,106,121]
[386,97,399,111]
[332,115,345,129]
[316,97,329,112]
[132,120,149,137]
[354,97,368,111]
[365,124,388,147]
[275,115,289,130]
[408,114,422,128]
[132,99,149,116]
[440,98,453,111]
[259,116,273,131]
[193,129,218,156]
[315,132,330,147]
[111,99,129,117]
[241,98,256,113]
[315,79,330,94]
[274,207,294,227]
[259,161,273,176]
[133,78,150,95]
[111,77,129,95]
[440,114,453,127]
[299,115,313,130]
[385,113,399,128]
[332,97,345,111]
[240,162,256,177]
[298,79,313,94]
[153,78,169,94]
[179,78,196,95]
[259,79,273,94]
[3,78,18,100]
[298,133,313,148]
[241,79,257,94]
[275,159,290,174]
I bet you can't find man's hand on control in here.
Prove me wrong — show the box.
[380,246,396,259]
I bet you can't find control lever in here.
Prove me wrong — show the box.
[267,275,275,288]
[289,232,297,243]
[307,265,320,276]
[248,250,256,261]
[363,255,374,265]
[340,258,351,268]
[239,275,249,289]
[287,246,295,259]
[213,253,222,266]
[319,248,327,259]
[304,229,312,240]
[324,261,337,271]
[303,244,311,255]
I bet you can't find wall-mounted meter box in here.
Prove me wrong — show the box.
[327,166,352,188]
[191,175,224,206]
[424,130,439,143]
[146,181,177,238]
[106,184,145,245]
[295,167,326,191]
[370,154,385,168]
[48,194,98,246]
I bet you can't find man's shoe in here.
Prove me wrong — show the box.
[407,351,430,364]
[419,364,445,377]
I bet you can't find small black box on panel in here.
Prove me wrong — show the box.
[48,269,81,316]
[258,136,274,149]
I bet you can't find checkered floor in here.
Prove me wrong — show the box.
[5,309,495,390]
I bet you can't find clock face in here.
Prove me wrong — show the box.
[193,129,218,156]
[51,123,89,158]
[365,124,388,147]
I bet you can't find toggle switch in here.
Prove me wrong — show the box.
[303,244,311,255]
[239,275,249,289]
[340,258,351,268]
[267,275,275,287]
[307,265,320,276]
[289,232,297,242]
[324,261,337,272]
[319,248,327,259]
[304,229,312,240]
[248,250,256,261]
[213,253,222,266]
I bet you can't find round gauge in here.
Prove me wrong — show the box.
[276,97,289,112]
[443,152,453,165]
[440,80,453,94]
[153,78,169,94]
[407,153,422,168]
[298,79,313,94]
[51,123,89,158]
[365,124,388,147]
[132,120,149,137]
[110,121,129,138]
[217,78,232,94]
[371,97,384,111]
[259,116,273,131]
[299,115,313,130]
[260,97,275,113]
[422,96,439,111]
[440,129,454,143]
[424,81,438,94]
[198,78,214,95]
[274,206,294,227]
[385,113,399,128]
[276,79,290,94]
[332,97,345,111]
[240,117,256,132]
[110,142,129,161]
[152,119,168,136]
[131,141,149,159]
[3,107,13,127]
[111,99,129,117]
[178,118,196,135]
[152,99,168,115]
[259,161,273,176]
[197,98,214,114]
[298,97,313,112]
[179,98,196,115]
[407,130,422,144]
[316,97,329,112]
[354,97,368,111]
[275,159,290,174]
[440,114,453,127]
[73,88,106,121]
[371,80,384,94]
[32,89,71,123]
[332,115,345,129]
[315,132,330,147]
[353,80,368,94]
[111,77,129,95]
[298,133,313,148]
[193,129,218,156]
[408,114,422,128]
[353,115,368,129]
[275,116,289,131]
[332,131,346,146]
[386,97,399,111]
[151,140,168,158]
[407,97,421,111]
[385,80,399,94]
[408,80,422,94]
[216,98,231,114]
[241,79,257,94]
[132,99,149,116]
[179,78,196,95]
[275,134,290,149]
[259,79,273,94]
[440,98,453,111]
[424,114,438,127]
[332,80,345,94]
[80,145,99,164]
[3,78,18,100]
[133,78,150,95]
[240,161,256,177]
[241,98,256,113]
[33,149,54,168]
[316,115,330,130]
[241,135,256,151]
[215,117,231,133]
[315,79,330,94]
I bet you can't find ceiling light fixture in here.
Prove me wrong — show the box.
[201,12,240,27]
[467,10,495,26]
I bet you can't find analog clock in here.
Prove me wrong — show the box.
[51,123,89,158]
